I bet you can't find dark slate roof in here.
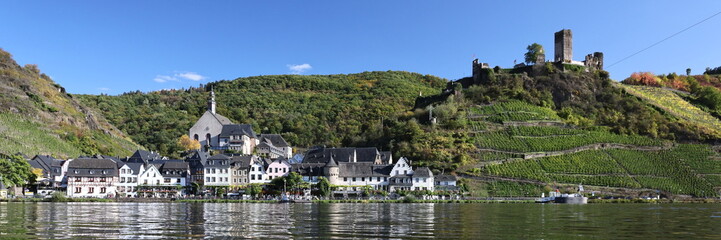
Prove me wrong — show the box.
[256,142,272,149]
[291,163,326,176]
[435,175,457,182]
[128,150,163,163]
[413,167,433,178]
[210,111,233,125]
[258,134,290,147]
[219,124,257,138]
[118,161,144,174]
[185,150,210,169]
[29,155,64,176]
[338,162,393,177]
[230,155,255,169]
[302,147,380,164]
[66,158,118,177]
[324,156,338,167]
[206,154,231,167]
[159,160,189,177]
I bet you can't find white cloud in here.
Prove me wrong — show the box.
[175,72,206,81]
[153,75,178,83]
[98,87,110,91]
[154,71,207,83]
[287,63,312,74]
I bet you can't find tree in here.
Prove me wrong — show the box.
[247,184,262,199]
[0,155,35,187]
[270,172,304,192]
[177,135,200,151]
[315,177,331,198]
[524,43,545,65]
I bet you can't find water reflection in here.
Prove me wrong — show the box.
[0,202,720,239]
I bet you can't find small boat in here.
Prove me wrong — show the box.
[553,193,588,204]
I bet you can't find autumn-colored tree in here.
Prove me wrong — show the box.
[623,72,659,87]
[177,135,200,151]
[32,168,44,180]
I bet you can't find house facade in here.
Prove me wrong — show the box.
[117,162,144,197]
[256,134,293,159]
[66,158,118,198]
[28,155,66,189]
[218,124,257,154]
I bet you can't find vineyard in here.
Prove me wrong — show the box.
[469,100,561,123]
[477,145,721,197]
[619,84,721,138]
[474,127,664,153]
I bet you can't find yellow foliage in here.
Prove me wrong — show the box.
[178,134,201,151]
[32,168,44,180]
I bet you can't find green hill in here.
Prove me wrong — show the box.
[436,65,721,198]
[75,71,447,157]
[0,48,140,158]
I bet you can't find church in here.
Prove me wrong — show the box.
[188,90,258,155]
[188,90,293,157]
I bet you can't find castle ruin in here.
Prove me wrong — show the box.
[470,29,604,85]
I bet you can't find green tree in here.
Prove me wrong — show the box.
[315,177,331,198]
[524,43,545,65]
[270,172,304,192]
[0,155,35,187]
[247,184,263,199]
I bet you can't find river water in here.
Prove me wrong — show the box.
[0,202,719,239]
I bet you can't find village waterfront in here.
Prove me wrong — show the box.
[1,202,720,239]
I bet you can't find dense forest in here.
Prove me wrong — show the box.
[76,71,447,158]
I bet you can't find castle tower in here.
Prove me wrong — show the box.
[554,29,572,63]
[324,155,339,185]
[208,88,216,114]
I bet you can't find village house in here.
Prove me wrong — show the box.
[292,147,438,194]
[434,175,459,191]
[117,161,144,197]
[266,158,291,180]
[218,124,257,154]
[66,158,118,198]
[256,134,293,159]
[28,155,67,191]
[204,154,232,187]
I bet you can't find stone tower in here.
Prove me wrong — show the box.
[554,29,572,63]
[208,88,216,114]
[324,155,340,185]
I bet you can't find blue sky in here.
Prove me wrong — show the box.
[2,1,721,95]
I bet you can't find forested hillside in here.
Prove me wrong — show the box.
[76,71,447,157]
[0,48,140,158]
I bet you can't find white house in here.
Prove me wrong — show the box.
[249,158,269,184]
[204,154,232,186]
[218,124,257,154]
[117,162,144,197]
[256,134,293,159]
[266,158,291,180]
[66,158,118,198]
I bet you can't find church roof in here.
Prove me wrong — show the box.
[210,111,233,125]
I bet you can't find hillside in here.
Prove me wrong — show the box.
[0,48,140,158]
[76,71,447,157]
[423,65,721,198]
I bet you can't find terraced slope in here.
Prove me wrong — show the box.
[463,100,721,197]
[618,84,721,138]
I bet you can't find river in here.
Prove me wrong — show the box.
[0,202,719,239]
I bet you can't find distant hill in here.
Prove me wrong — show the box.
[76,71,447,157]
[0,48,140,158]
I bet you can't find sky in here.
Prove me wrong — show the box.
[1,1,721,95]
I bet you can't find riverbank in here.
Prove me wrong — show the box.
[3,198,719,204]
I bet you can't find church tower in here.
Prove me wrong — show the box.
[208,88,216,114]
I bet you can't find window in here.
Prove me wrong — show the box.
[74,170,79,174]
[133,177,137,183]
[156,180,160,185]
[176,178,181,183]
[102,170,107,174]
[89,177,95,182]
[144,180,148,184]
[120,177,125,183]
[206,177,210,182]
[251,175,256,180]
[75,187,81,193]
[352,177,356,182]
[165,178,171,183]
[212,177,216,182]
[100,177,106,182]
[88,187,94,193]
[75,177,81,182]
[361,177,365,182]
[344,177,347,182]
[100,187,106,193]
